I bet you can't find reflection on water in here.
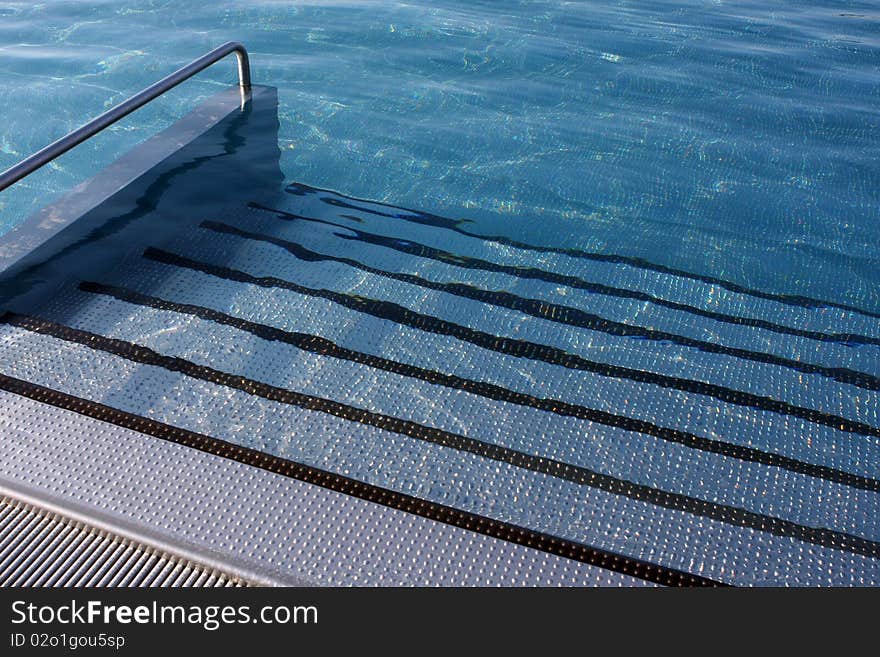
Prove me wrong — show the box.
[0,1,877,311]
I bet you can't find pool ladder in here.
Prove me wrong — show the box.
[0,41,251,193]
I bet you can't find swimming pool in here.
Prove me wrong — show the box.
[0,1,877,586]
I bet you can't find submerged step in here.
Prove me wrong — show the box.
[0,61,876,588]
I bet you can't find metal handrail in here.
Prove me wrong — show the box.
[0,41,251,193]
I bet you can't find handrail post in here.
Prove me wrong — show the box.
[0,41,252,193]
[235,47,251,92]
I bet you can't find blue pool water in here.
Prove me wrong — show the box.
[2,0,878,309]
[0,2,879,586]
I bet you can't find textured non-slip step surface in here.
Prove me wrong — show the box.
[0,90,876,586]
[0,181,876,586]
[0,389,658,586]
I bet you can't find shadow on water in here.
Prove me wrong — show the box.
[0,85,284,312]
[0,85,286,424]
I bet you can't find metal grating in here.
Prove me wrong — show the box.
[0,496,247,587]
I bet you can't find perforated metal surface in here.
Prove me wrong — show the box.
[0,496,245,587]
[0,88,876,587]
[0,390,656,586]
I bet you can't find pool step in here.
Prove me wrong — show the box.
[0,80,877,586]
[0,194,877,585]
